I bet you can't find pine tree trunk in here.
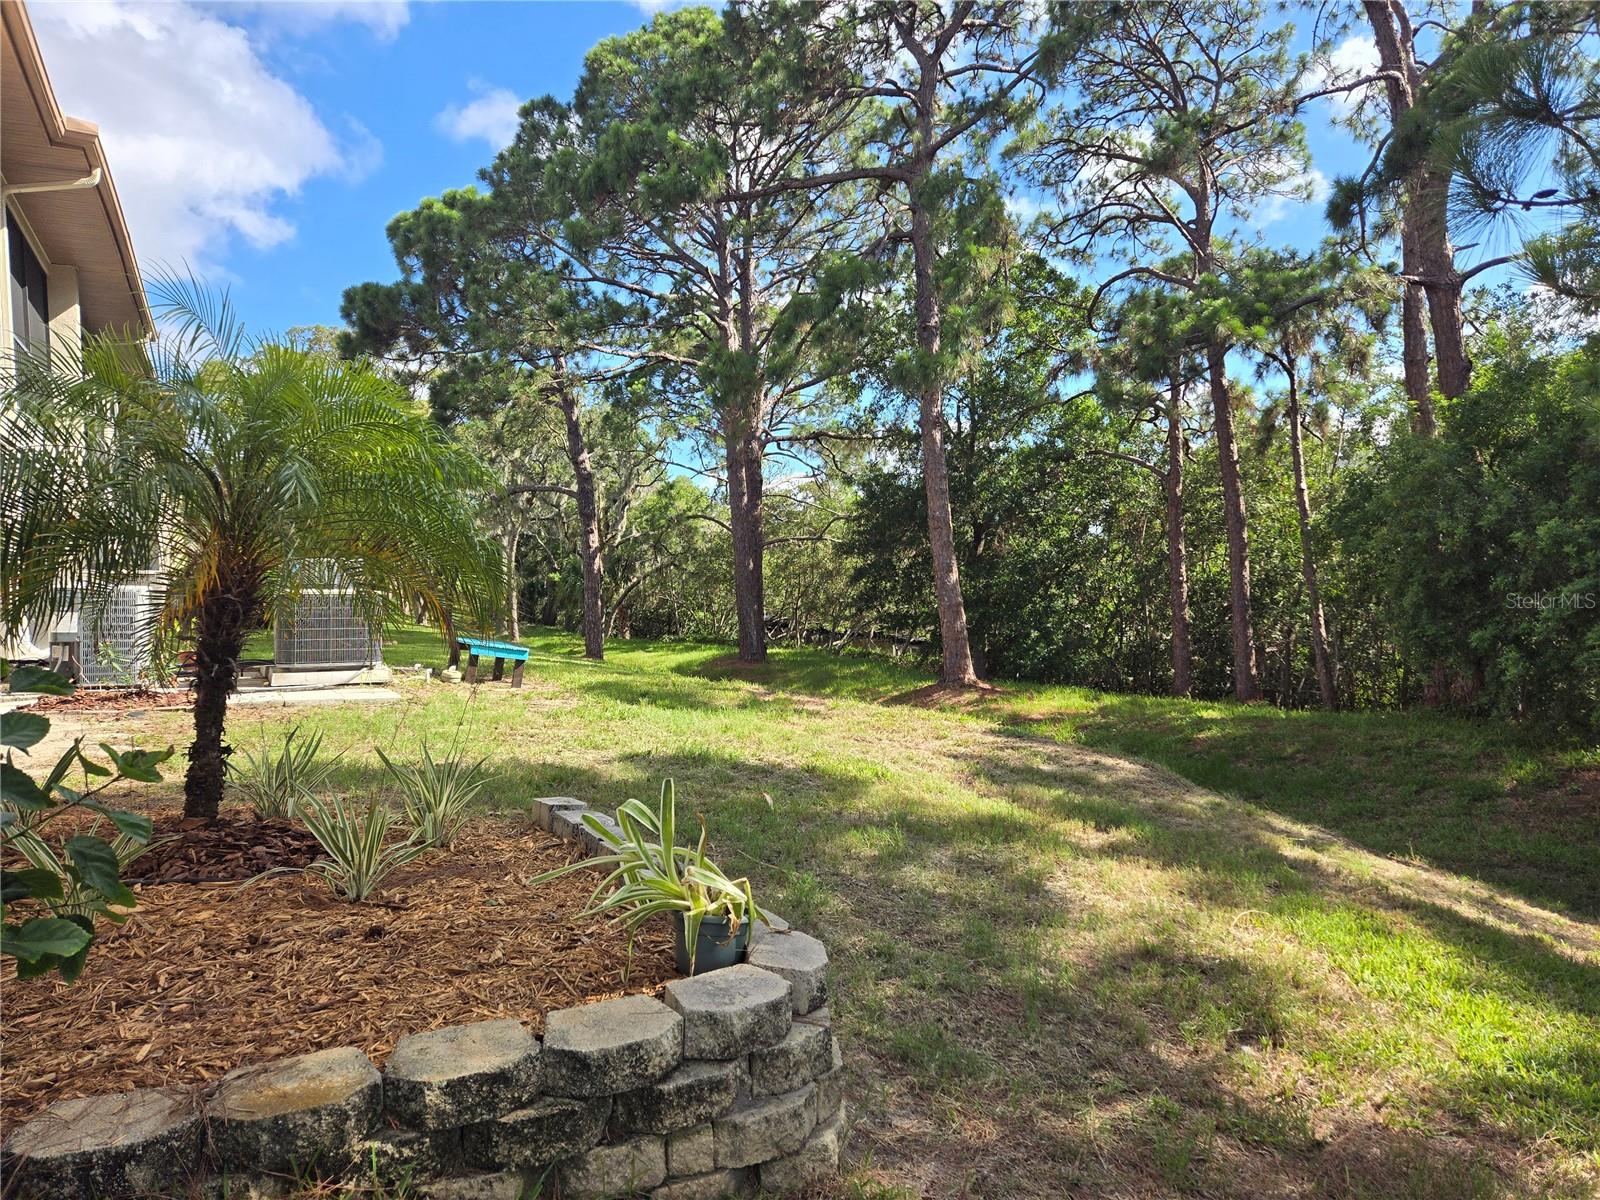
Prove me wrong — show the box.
[725,414,767,664]
[558,376,605,661]
[503,529,521,642]
[1365,0,1463,421]
[1286,372,1337,710]
[183,583,253,821]
[1399,227,1437,435]
[1207,340,1261,701]
[1163,378,1195,698]
[909,198,978,687]
[1413,175,1470,397]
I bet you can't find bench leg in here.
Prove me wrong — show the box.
[466,653,479,684]
[492,656,505,682]
[511,660,524,688]
[448,643,462,669]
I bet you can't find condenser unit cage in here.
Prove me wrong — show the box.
[78,585,152,685]
[273,590,380,669]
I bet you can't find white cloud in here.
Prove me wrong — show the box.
[434,83,523,150]
[223,1,412,41]
[1305,35,1382,116]
[1005,192,1048,224]
[30,1,380,274]
[1256,166,1331,226]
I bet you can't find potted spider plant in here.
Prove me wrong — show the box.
[529,779,763,975]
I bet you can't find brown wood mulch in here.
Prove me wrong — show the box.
[0,818,676,1134]
[22,686,189,714]
[123,815,326,885]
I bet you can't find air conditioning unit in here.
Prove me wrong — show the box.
[267,588,390,687]
[77,584,152,685]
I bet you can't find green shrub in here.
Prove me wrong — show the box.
[295,792,426,901]
[228,727,341,819]
[378,744,488,848]
[1,665,170,981]
[530,778,763,973]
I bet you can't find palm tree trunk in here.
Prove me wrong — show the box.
[1207,340,1261,701]
[184,585,253,821]
[557,374,604,661]
[910,197,978,687]
[1285,372,1337,710]
[1163,377,1194,698]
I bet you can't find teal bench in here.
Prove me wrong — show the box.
[453,636,529,687]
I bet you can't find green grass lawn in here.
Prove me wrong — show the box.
[141,629,1599,1197]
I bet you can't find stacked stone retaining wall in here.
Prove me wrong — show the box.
[2,797,845,1199]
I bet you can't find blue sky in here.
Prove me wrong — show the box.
[30,1,1451,340]
[32,1,671,334]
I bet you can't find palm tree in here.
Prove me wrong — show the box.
[1,278,503,821]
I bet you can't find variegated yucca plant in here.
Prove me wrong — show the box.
[529,779,763,974]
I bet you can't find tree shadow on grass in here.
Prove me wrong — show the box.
[949,730,1599,1163]
[798,802,1543,1198]
[1022,699,1600,922]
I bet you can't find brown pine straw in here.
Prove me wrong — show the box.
[0,818,676,1134]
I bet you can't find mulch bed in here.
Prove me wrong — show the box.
[23,686,191,714]
[0,817,676,1134]
[123,815,325,885]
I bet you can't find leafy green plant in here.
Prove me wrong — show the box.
[1,665,171,980]
[228,726,341,819]
[378,744,489,848]
[529,778,763,973]
[295,792,425,901]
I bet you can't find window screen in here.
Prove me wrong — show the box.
[7,212,49,362]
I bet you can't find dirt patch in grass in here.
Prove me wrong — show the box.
[1502,766,1600,835]
[696,653,772,680]
[0,817,675,1134]
[881,681,1005,708]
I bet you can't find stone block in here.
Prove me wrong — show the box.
[202,1172,291,1199]
[345,1127,461,1189]
[462,1095,609,1169]
[386,1019,541,1130]
[550,804,592,841]
[712,1083,816,1169]
[531,797,586,834]
[577,813,624,857]
[749,1022,835,1097]
[651,1167,753,1199]
[611,1059,742,1135]
[815,1041,845,1123]
[744,929,828,1016]
[557,1132,667,1198]
[795,1005,830,1029]
[417,1169,533,1199]
[207,1046,381,1174]
[665,1123,715,1176]
[543,994,683,1097]
[2,1088,201,1200]
[750,912,789,941]
[757,1110,845,1195]
[663,965,791,1060]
